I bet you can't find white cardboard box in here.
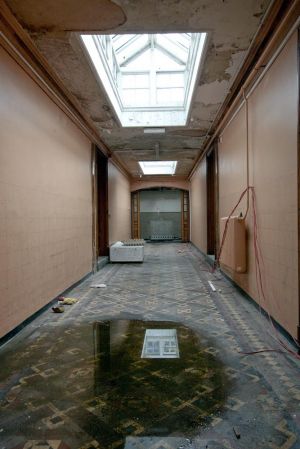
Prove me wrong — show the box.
[110,241,144,262]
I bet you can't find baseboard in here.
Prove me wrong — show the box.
[97,256,109,270]
[190,242,215,267]
[190,241,299,352]
[0,270,92,347]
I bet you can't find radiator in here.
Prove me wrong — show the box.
[150,235,175,240]
[220,216,246,273]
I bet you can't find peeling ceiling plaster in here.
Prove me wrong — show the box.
[6,0,126,31]
[6,0,271,177]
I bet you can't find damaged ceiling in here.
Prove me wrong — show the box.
[5,0,272,178]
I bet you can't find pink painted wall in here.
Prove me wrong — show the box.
[0,47,93,338]
[218,32,298,338]
[189,32,298,338]
[108,161,131,244]
[190,159,207,253]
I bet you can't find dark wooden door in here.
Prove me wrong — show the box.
[181,190,190,242]
[206,147,216,255]
[131,191,140,239]
[97,151,109,256]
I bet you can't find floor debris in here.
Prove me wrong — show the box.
[90,284,107,288]
[233,426,241,439]
[52,306,64,313]
[58,297,78,305]
[208,281,216,292]
[1,243,300,449]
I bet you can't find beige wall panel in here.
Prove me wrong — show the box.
[108,162,131,244]
[190,159,207,253]
[0,48,93,338]
[219,104,248,217]
[218,32,298,338]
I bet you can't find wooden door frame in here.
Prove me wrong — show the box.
[206,141,218,256]
[131,191,140,239]
[97,149,109,258]
[297,28,300,343]
[132,188,189,241]
[181,189,190,242]
[91,144,109,272]
[91,145,97,273]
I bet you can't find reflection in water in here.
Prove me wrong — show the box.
[93,321,111,393]
[92,320,229,448]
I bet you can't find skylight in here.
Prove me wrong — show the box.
[139,161,177,175]
[81,33,207,127]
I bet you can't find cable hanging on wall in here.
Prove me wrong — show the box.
[212,86,300,360]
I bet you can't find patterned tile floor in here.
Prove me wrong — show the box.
[0,243,300,449]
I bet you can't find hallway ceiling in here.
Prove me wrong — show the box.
[5,0,271,178]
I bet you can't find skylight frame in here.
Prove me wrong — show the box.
[139,161,178,176]
[80,32,208,127]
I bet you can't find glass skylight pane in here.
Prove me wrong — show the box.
[135,74,149,88]
[156,72,184,88]
[157,88,184,105]
[122,88,149,107]
[124,48,151,69]
[114,35,149,66]
[81,32,207,126]
[153,48,183,70]
[112,34,136,51]
[139,161,177,175]
[125,47,182,71]
[135,89,149,106]
[156,35,188,64]
[121,90,133,106]
[167,33,191,50]
[121,74,136,89]
[122,73,149,88]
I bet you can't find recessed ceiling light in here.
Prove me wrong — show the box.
[144,128,166,134]
[139,161,177,175]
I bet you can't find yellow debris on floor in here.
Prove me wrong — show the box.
[59,297,78,305]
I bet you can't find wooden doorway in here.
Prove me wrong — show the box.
[131,191,140,239]
[132,189,189,242]
[97,149,109,257]
[181,190,190,242]
[206,145,217,255]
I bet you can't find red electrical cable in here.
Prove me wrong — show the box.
[215,186,300,360]
[249,188,300,360]
[180,193,300,360]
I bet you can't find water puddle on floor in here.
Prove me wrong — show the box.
[0,320,230,448]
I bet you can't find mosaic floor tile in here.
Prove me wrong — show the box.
[0,243,300,449]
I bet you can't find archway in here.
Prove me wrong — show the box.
[131,187,189,242]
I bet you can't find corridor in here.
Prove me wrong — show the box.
[0,244,299,449]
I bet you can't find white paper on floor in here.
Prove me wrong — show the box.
[90,284,107,288]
